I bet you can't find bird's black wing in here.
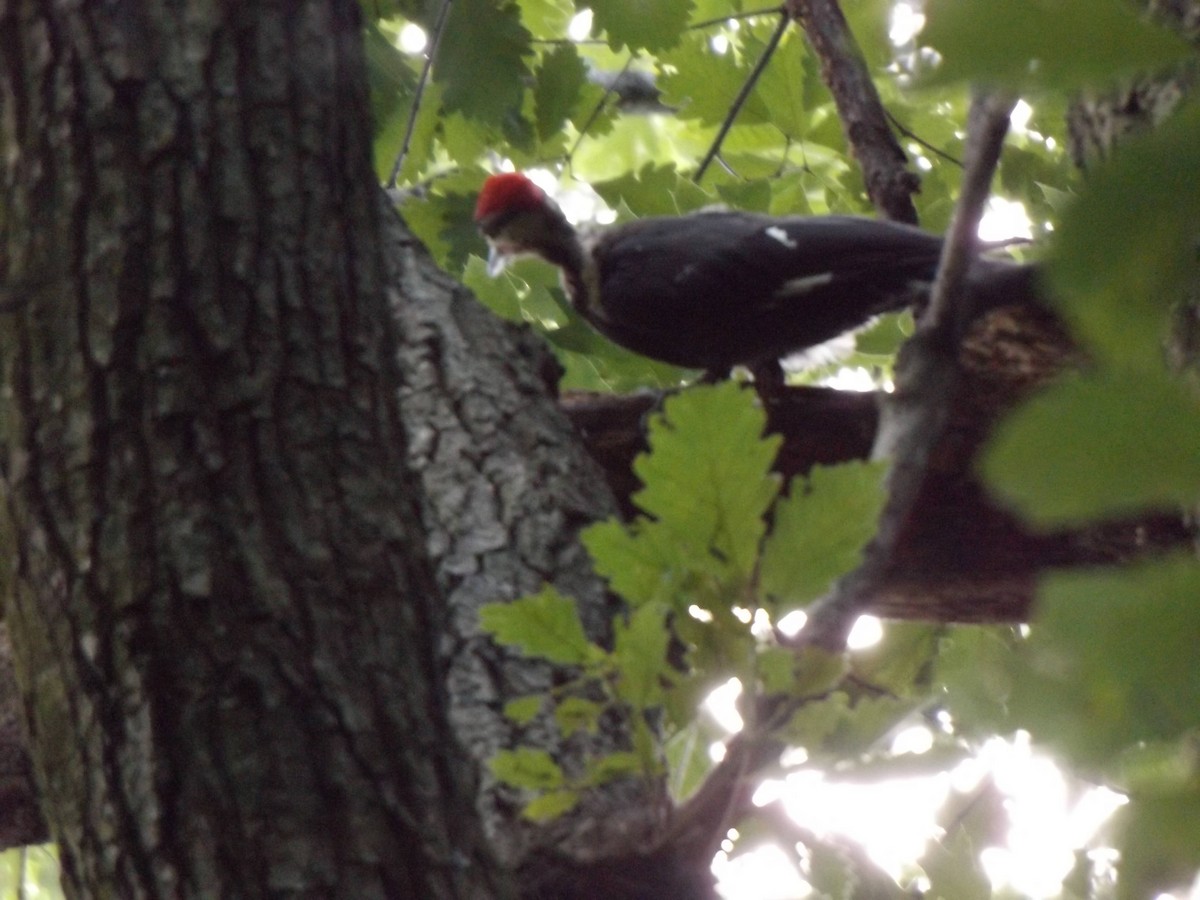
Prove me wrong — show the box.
[588,212,944,370]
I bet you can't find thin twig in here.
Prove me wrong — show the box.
[386,0,454,189]
[791,90,1017,653]
[530,37,607,45]
[922,90,1016,333]
[886,110,964,168]
[789,0,919,222]
[689,5,787,31]
[694,11,791,184]
[565,55,636,166]
[532,6,785,45]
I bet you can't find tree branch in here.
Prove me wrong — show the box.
[563,383,1193,626]
[787,0,920,222]
[386,0,453,189]
[923,91,1016,333]
[695,12,791,184]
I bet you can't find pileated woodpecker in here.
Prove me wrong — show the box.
[474,172,946,373]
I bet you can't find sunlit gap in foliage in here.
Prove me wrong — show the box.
[889,0,938,81]
[965,736,1127,898]
[709,18,740,57]
[980,196,1034,241]
[702,614,884,750]
[822,365,889,392]
[889,1,926,46]
[1009,98,1060,153]
[1156,880,1200,900]
[395,22,428,55]
[770,610,885,647]
[713,738,1128,899]
[568,9,593,42]
[519,168,616,225]
[704,614,1127,899]
[705,656,1130,900]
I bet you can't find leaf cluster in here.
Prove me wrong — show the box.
[359,0,1200,895]
[927,8,1200,897]
[482,383,919,828]
[363,0,1060,390]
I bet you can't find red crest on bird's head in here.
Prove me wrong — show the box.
[474,172,547,223]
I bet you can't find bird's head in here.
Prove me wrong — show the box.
[474,172,574,276]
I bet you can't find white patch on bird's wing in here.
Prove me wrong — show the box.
[764,226,798,249]
[775,272,835,297]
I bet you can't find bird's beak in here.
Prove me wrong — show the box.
[485,242,509,277]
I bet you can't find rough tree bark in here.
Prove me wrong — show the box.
[0,1,509,896]
[0,0,1195,897]
[380,207,677,885]
[0,1,680,896]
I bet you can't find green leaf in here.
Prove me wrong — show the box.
[365,25,422,180]
[461,256,522,320]
[840,0,894,71]
[633,383,781,575]
[490,747,565,790]
[504,695,544,725]
[757,645,799,695]
[817,694,918,759]
[554,696,603,737]
[462,255,565,326]
[920,783,1003,900]
[996,144,1074,214]
[1008,557,1200,769]
[584,750,645,785]
[984,368,1200,524]
[523,789,579,821]
[659,33,768,126]
[921,0,1193,91]
[534,44,588,142]
[751,30,808,139]
[521,0,576,39]
[783,690,851,747]
[399,185,482,272]
[664,721,718,801]
[479,587,600,666]
[934,626,1018,736]
[0,846,60,899]
[593,164,716,216]
[1113,739,1200,795]
[436,0,532,123]
[583,383,782,607]
[613,602,671,709]
[791,647,847,699]
[552,323,694,392]
[761,461,887,608]
[441,111,493,169]
[1113,789,1200,900]
[583,516,698,606]
[714,178,773,213]
[1047,103,1200,368]
[782,690,917,759]
[853,311,913,357]
[805,841,856,900]
[590,0,695,51]
[849,623,940,697]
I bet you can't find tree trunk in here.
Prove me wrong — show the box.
[0,2,506,896]
[381,206,671,873]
